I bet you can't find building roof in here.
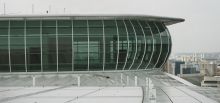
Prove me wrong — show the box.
[0,71,219,103]
[0,14,184,25]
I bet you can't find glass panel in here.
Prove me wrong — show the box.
[0,36,9,72]
[73,20,88,71]
[0,21,9,36]
[58,20,72,35]
[155,22,169,68]
[73,20,87,27]
[0,28,8,36]
[130,20,145,70]
[0,21,9,27]
[164,24,172,64]
[58,36,72,71]
[88,20,102,27]
[10,21,24,36]
[89,41,103,70]
[42,20,57,71]
[0,36,8,45]
[42,37,57,71]
[116,20,127,70]
[27,27,40,35]
[104,20,117,70]
[124,20,135,70]
[42,20,56,34]
[27,20,40,36]
[10,36,25,72]
[138,21,154,69]
[73,27,87,35]
[89,20,103,71]
[10,21,25,72]
[73,41,88,71]
[27,20,40,27]
[26,36,41,72]
[26,20,41,72]
[148,22,161,69]
[0,21,10,71]
[57,20,72,71]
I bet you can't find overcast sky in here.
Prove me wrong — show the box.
[0,0,220,54]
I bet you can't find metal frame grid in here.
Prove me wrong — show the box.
[1,19,171,72]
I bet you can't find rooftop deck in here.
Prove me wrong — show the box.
[0,70,219,103]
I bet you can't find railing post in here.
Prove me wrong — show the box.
[135,76,138,86]
[32,75,36,87]
[126,75,129,86]
[120,73,123,84]
[77,76,80,87]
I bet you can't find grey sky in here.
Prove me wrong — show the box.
[0,0,220,53]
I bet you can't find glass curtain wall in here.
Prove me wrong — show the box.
[0,19,171,72]
[138,21,154,69]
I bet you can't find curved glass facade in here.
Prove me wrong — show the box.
[0,19,171,72]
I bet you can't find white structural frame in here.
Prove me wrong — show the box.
[87,19,90,71]
[153,22,163,69]
[8,20,11,72]
[136,20,147,70]
[160,23,170,68]
[128,20,138,70]
[40,20,43,72]
[102,20,105,71]
[56,20,58,72]
[122,20,129,70]
[71,20,74,71]
[24,20,27,72]
[114,19,120,70]
[145,22,155,70]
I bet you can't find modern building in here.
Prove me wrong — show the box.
[172,61,185,75]
[1,15,220,103]
[199,61,217,76]
[0,15,184,72]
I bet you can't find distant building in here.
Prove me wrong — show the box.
[180,63,199,74]
[173,61,185,75]
[201,76,220,87]
[199,61,217,76]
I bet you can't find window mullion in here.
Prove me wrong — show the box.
[8,20,11,72]
[24,20,27,72]
[102,20,105,71]
[122,20,129,71]
[114,19,119,70]
[145,22,155,70]
[128,20,137,70]
[40,20,43,72]
[160,23,170,68]
[137,20,147,70]
[72,20,74,71]
[87,20,90,71]
[56,20,58,72]
[153,22,162,69]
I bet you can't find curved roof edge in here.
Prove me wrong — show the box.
[0,14,185,25]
